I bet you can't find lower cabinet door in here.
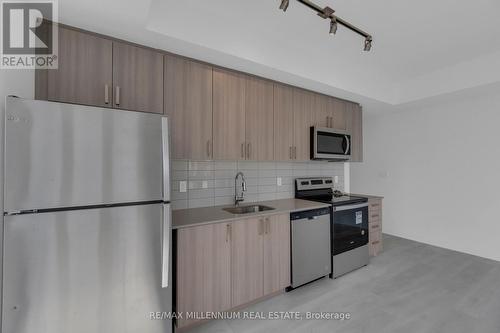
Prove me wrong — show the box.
[263,214,291,294]
[176,223,231,328]
[231,218,264,308]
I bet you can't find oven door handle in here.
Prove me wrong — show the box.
[334,203,368,212]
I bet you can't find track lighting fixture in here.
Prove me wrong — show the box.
[279,0,289,12]
[364,37,372,52]
[329,17,338,35]
[277,0,373,51]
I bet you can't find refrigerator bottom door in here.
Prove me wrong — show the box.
[2,203,172,333]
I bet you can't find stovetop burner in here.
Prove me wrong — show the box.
[295,177,368,207]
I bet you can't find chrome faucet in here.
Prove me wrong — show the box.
[234,172,247,206]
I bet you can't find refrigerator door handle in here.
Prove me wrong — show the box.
[162,203,171,288]
[162,117,171,202]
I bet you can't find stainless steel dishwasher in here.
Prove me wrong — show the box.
[289,207,332,289]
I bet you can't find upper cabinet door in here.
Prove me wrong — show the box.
[47,27,112,108]
[349,103,363,162]
[112,42,163,113]
[312,93,331,128]
[273,84,294,161]
[164,55,213,160]
[331,98,349,131]
[213,69,246,160]
[293,89,314,161]
[245,77,274,161]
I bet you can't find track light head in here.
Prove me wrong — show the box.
[364,37,372,52]
[329,18,338,35]
[279,0,289,12]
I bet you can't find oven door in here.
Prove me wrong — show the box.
[333,203,369,255]
[311,127,351,160]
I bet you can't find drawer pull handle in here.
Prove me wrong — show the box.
[372,240,380,245]
[371,214,379,218]
[371,224,380,229]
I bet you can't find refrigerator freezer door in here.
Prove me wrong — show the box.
[4,97,170,212]
[2,203,172,333]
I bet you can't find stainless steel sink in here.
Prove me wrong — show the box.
[223,205,275,215]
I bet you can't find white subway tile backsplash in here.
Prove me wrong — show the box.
[214,161,237,170]
[171,159,346,210]
[172,171,188,181]
[188,161,214,171]
[214,196,234,206]
[172,160,188,171]
[188,170,214,180]
[188,188,215,199]
[188,197,215,208]
[214,187,234,197]
[172,200,188,210]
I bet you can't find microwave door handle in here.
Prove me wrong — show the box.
[344,135,350,155]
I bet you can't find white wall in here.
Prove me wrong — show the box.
[351,85,500,262]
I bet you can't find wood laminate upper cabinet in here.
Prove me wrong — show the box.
[273,84,295,161]
[331,98,349,131]
[213,69,246,160]
[176,223,231,329]
[312,93,332,128]
[263,214,291,294]
[245,77,274,160]
[231,218,264,308]
[112,42,163,113]
[349,103,363,162]
[164,55,213,160]
[293,89,314,161]
[46,27,113,107]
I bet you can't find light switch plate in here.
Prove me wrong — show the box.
[277,177,282,186]
[179,181,187,193]
[334,176,339,184]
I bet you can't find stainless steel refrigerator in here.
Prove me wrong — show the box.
[1,97,172,333]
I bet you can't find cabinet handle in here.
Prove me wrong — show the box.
[115,86,120,106]
[330,117,334,128]
[206,140,211,158]
[226,224,231,242]
[247,142,251,160]
[241,143,245,158]
[371,224,380,229]
[372,240,380,245]
[258,219,263,235]
[371,214,380,218]
[289,147,292,160]
[293,146,297,160]
[104,84,109,104]
[265,217,270,234]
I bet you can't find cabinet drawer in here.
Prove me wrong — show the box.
[369,222,382,233]
[369,210,382,221]
[369,229,381,243]
[369,239,383,257]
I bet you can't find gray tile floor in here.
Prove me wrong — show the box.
[185,235,500,333]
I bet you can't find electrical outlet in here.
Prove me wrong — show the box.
[179,181,187,193]
[202,181,208,189]
[277,177,282,186]
[334,176,339,184]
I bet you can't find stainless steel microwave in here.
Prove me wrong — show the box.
[310,127,351,161]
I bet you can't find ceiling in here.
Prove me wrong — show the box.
[59,0,500,111]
